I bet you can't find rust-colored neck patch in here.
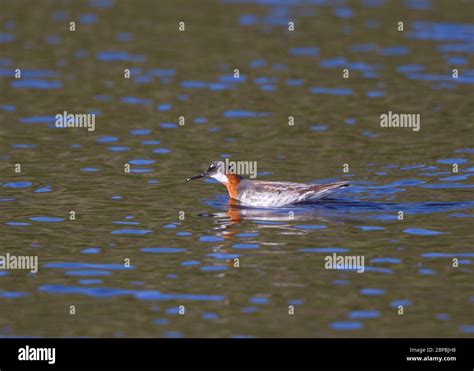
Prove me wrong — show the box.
[224,174,241,199]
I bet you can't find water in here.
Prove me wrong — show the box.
[0,0,473,338]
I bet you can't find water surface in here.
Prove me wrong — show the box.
[0,0,473,337]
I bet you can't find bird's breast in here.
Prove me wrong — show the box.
[225,174,242,199]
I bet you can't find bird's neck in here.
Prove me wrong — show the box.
[224,174,242,199]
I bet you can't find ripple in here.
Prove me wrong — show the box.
[181,260,201,266]
[6,221,31,226]
[65,270,111,277]
[159,122,177,129]
[232,243,260,249]
[330,321,363,330]
[208,252,240,260]
[96,136,119,143]
[135,290,225,301]
[360,288,385,296]
[390,299,412,307]
[364,266,394,274]
[141,140,160,145]
[129,159,155,165]
[358,226,385,231]
[250,297,270,304]
[96,51,145,62]
[108,146,130,152]
[403,228,445,235]
[80,248,101,254]
[114,221,141,227]
[348,310,380,319]
[3,181,33,189]
[176,231,192,236]
[295,225,327,230]
[130,129,152,135]
[199,236,224,242]
[122,97,152,106]
[12,143,36,149]
[223,110,270,118]
[11,80,62,89]
[111,229,152,235]
[44,262,134,270]
[310,125,328,132]
[242,306,258,313]
[435,313,451,321]
[39,284,134,297]
[437,158,468,165]
[0,291,30,298]
[289,299,304,305]
[202,312,219,320]
[311,87,353,96]
[370,258,401,264]
[141,247,186,253]
[422,252,474,258]
[34,185,53,193]
[152,148,171,154]
[459,325,474,334]
[290,47,319,57]
[30,216,64,223]
[20,116,56,124]
[418,268,437,275]
[299,247,349,253]
[200,265,228,271]
[79,279,103,285]
[235,233,259,238]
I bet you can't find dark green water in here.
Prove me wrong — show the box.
[0,0,473,337]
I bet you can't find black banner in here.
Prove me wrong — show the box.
[0,338,472,369]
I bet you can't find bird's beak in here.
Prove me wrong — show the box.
[186,172,206,182]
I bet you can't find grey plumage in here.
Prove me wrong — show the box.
[236,180,349,207]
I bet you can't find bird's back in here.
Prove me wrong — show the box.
[236,179,348,207]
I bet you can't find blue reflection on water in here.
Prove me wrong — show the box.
[96,51,145,62]
[299,247,349,253]
[0,291,30,298]
[66,270,111,277]
[44,262,134,270]
[3,181,33,189]
[290,47,319,57]
[30,216,64,222]
[311,87,353,95]
[223,110,270,118]
[111,229,152,235]
[141,247,186,253]
[348,310,380,319]
[403,228,445,235]
[330,321,364,330]
[12,80,62,89]
[360,288,385,296]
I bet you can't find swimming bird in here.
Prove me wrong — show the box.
[187,161,349,207]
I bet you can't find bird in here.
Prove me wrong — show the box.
[186,161,349,207]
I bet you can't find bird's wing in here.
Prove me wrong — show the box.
[238,180,348,206]
[296,181,349,201]
[248,180,348,195]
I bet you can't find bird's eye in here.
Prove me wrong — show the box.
[209,164,216,170]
